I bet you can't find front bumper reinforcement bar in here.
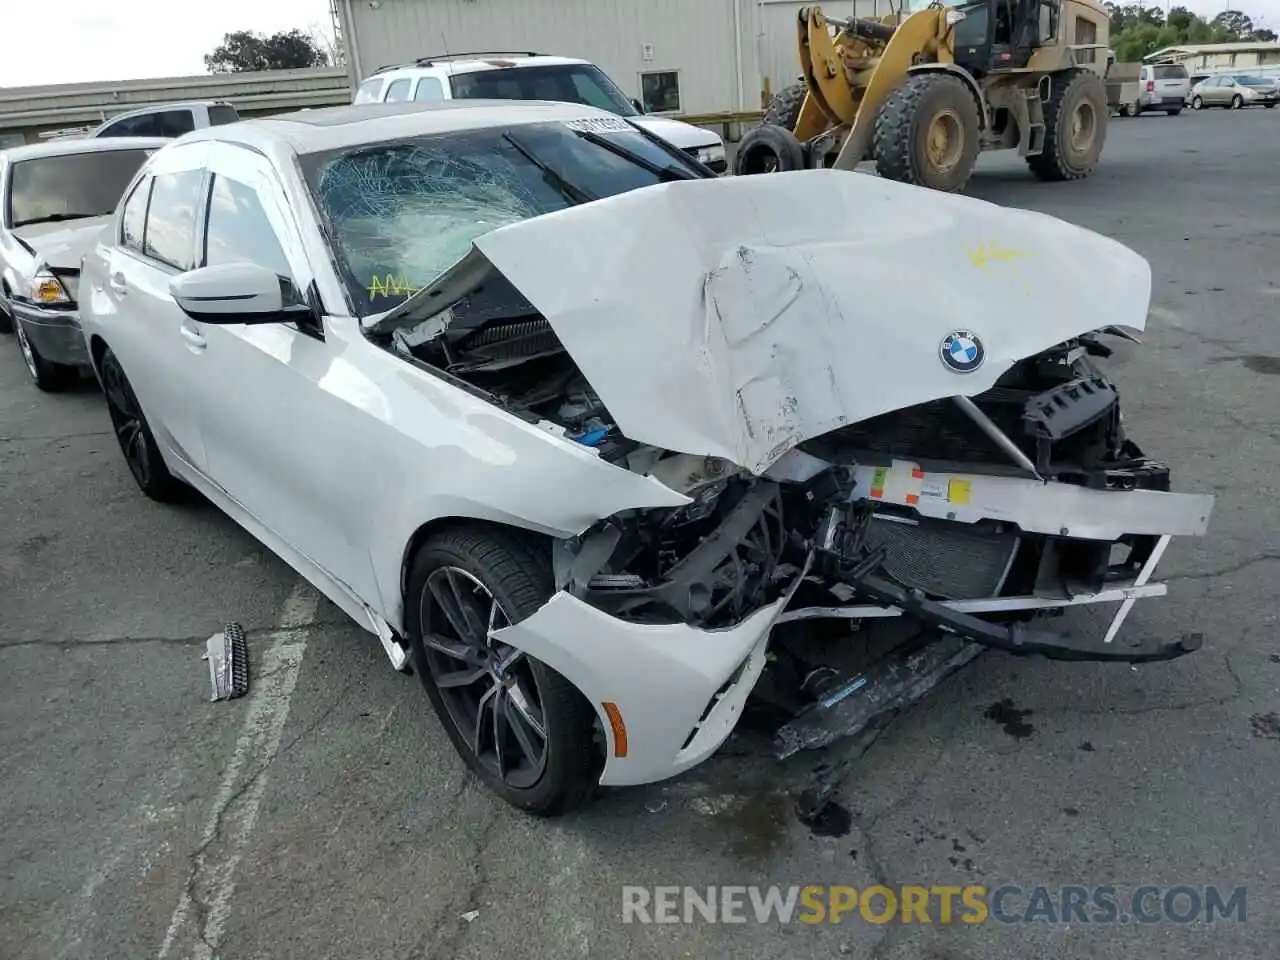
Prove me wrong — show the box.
[798,532,1202,665]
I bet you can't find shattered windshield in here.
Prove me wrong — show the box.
[300,119,706,317]
[6,148,154,228]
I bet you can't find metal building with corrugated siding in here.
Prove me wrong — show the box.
[334,0,883,117]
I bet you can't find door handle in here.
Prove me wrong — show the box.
[109,271,128,294]
[180,325,206,350]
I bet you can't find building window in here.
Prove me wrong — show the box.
[640,70,682,114]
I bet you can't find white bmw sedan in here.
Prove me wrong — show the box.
[78,100,1212,815]
[79,101,731,814]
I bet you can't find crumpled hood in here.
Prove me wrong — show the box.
[397,169,1153,475]
[12,215,112,270]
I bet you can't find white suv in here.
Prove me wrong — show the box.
[1136,64,1190,115]
[353,53,726,172]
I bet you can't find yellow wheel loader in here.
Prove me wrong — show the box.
[734,0,1112,192]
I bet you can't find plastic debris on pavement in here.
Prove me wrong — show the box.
[203,622,250,702]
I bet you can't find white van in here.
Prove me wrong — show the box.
[353,53,726,172]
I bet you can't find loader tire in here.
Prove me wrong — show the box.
[763,80,808,130]
[1026,68,1108,182]
[732,122,806,175]
[873,73,981,193]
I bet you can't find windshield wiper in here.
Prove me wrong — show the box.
[569,128,699,181]
[13,212,100,227]
[502,132,596,205]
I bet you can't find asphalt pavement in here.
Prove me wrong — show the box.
[3,107,1279,960]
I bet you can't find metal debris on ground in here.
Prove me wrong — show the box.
[202,622,250,702]
[775,634,985,760]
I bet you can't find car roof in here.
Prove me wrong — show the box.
[1,136,172,162]
[372,54,590,80]
[179,99,627,156]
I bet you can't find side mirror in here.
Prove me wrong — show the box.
[170,262,311,325]
[631,97,645,114]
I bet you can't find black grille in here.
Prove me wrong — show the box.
[864,515,1019,600]
[804,380,1120,472]
[815,388,1037,465]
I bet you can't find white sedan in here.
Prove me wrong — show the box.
[0,137,167,389]
[79,100,1212,814]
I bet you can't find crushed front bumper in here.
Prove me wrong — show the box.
[809,462,1214,661]
[11,301,90,367]
[492,587,797,787]
[497,464,1212,787]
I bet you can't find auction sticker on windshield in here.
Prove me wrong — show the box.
[563,117,634,133]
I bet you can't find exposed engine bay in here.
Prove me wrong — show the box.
[376,265,1209,673]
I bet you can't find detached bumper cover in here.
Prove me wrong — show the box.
[492,590,792,786]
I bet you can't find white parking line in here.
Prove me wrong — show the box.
[157,580,319,960]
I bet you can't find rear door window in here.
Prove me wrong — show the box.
[142,170,205,270]
[1154,66,1188,80]
[354,78,385,104]
[158,110,196,137]
[413,77,444,101]
[208,105,241,126]
[384,78,413,102]
[102,112,161,137]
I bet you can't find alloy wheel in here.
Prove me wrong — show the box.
[419,566,549,789]
[100,354,153,489]
[15,321,38,379]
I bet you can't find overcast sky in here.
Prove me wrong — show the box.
[3,0,1279,88]
[2,0,333,87]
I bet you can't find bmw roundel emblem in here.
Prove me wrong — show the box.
[939,330,985,374]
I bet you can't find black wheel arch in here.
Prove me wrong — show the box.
[399,516,554,622]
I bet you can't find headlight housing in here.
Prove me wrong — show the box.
[696,144,726,166]
[28,269,73,306]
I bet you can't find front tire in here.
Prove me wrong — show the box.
[15,318,77,392]
[406,525,601,816]
[98,347,187,502]
[873,73,981,192]
[762,80,807,131]
[1027,68,1108,182]
[1231,94,1244,109]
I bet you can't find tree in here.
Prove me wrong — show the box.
[1211,10,1255,38]
[1166,6,1195,33]
[1108,5,1271,60]
[204,29,330,73]
[1254,27,1278,41]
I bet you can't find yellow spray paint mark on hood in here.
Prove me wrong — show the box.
[968,242,1031,271]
